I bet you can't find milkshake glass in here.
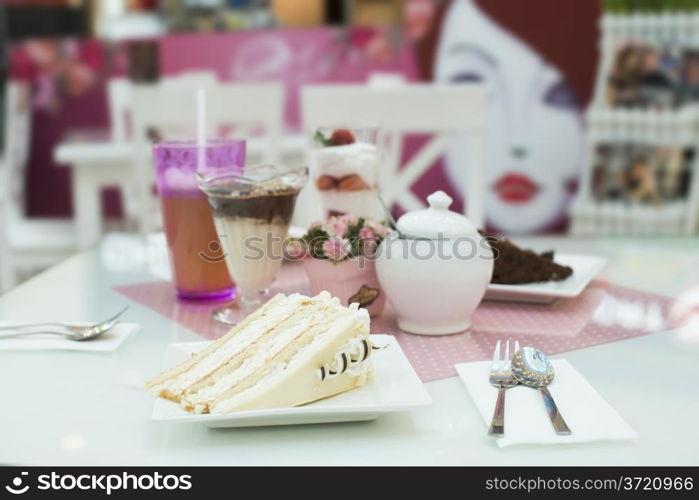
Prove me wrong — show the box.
[197,164,308,324]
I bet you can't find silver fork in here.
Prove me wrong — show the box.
[488,339,519,436]
[0,307,128,341]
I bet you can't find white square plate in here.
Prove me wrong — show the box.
[485,254,607,304]
[151,334,431,428]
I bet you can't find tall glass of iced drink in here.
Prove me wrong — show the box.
[154,140,245,301]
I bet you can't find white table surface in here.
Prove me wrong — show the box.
[1,235,698,466]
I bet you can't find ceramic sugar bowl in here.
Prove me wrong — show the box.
[375,191,493,335]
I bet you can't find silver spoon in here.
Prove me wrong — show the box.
[377,191,418,240]
[377,191,400,233]
[512,346,571,435]
[0,306,128,341]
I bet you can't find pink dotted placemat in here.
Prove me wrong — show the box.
[114,263,672,382]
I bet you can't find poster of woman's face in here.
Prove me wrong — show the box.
[592,143,693,205]
[435,0,585,235]
[606,41,699,109]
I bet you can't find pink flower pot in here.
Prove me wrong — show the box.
[302,257,386,317]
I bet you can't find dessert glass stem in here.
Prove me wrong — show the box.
[238,288,270,309]
[212,288,270,325]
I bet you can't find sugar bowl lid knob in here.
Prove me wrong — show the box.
[427,190,453,211]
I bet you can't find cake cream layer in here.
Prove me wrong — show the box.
[146,291,373,414]
[182,304,346,412]
[310,142,379,187]
[146,293,306,401]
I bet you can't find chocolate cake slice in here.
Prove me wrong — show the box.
[481,232,574,285]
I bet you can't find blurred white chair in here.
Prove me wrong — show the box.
[367,72,408,88]
[107,72,219,142]
[130,81,284,233]
[163,71,218,87]
[0,81,76,292]
[108,71,220,226]
[54,71,225,249]
[298,83,488,227]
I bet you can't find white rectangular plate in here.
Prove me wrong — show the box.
[485,254,607,304]
[151,334,431,428]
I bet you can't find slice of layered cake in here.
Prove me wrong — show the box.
[146,292,375,414]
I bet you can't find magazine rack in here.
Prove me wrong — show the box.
[571,11,699,235]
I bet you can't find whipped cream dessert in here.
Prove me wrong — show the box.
[205,179,299,293]
[310,135,380,218]
[146,291,377,413]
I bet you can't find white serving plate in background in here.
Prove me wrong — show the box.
[485,254,608,304]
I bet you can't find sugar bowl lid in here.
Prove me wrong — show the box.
[396,190,479,239]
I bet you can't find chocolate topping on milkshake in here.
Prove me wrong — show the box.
[205,180,301,225]
[198,165,307,225]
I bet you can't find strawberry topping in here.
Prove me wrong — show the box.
[330,129,355,146]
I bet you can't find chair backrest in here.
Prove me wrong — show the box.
[367,72,408,88]
[131,80,284,162]
[107,71,219,142]
[162,70,218,87]
[300,83,488,226]
[129,81,284,233]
